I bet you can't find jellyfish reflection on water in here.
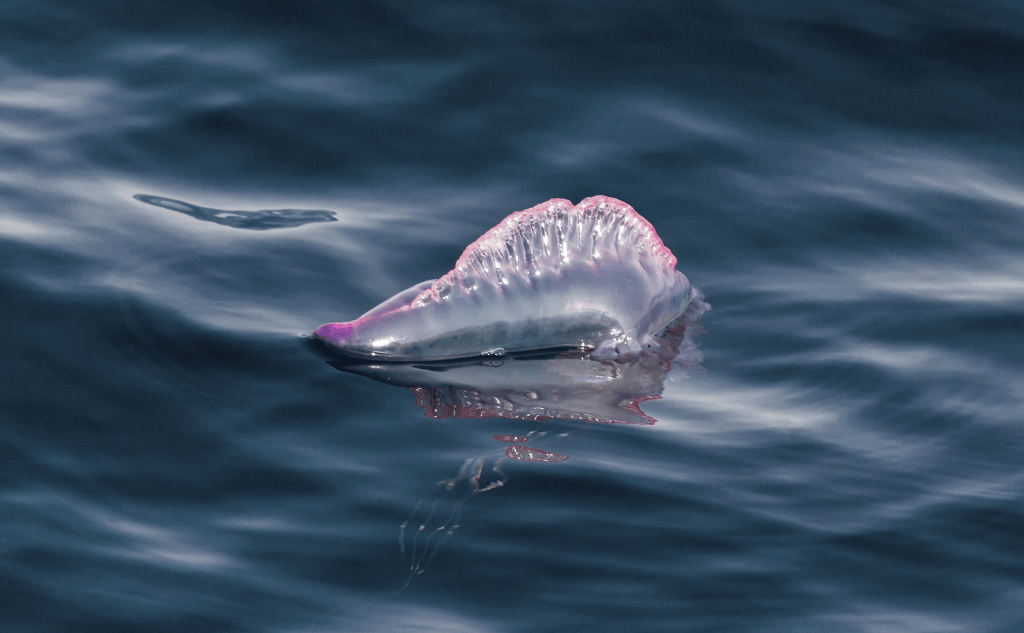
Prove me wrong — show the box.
[310,196,708,584]
[316,294,707,584]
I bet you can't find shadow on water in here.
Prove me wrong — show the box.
[133,194,337,230]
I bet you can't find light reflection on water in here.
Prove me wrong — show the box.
[2,1,1024,631]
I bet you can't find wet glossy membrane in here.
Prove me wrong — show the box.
[314,196,697,361]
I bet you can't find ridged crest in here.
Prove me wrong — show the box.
[313,195,699,362]
[411,196,678,307]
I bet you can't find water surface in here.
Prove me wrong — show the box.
[2,2,1024,632]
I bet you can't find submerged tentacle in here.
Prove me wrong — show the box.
[397,453,508,589]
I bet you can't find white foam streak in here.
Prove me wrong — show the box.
[720,256,1024,306]
[856,263,1024,303]
[653,378,836,434]
[1,489,236,572]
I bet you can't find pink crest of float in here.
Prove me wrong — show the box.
[411,196,679,309]
[313,195,699,361]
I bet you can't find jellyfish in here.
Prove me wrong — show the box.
[313,196,699,362]
[310,196,708,589]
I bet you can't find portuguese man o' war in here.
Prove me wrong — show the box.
[314,196,701,362]
[309,196,709,590]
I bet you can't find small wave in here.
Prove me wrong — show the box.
[133,194,336,230]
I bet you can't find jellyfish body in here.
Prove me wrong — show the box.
[314,196,694,361]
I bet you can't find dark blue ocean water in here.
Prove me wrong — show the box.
[3,1,1024,631]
